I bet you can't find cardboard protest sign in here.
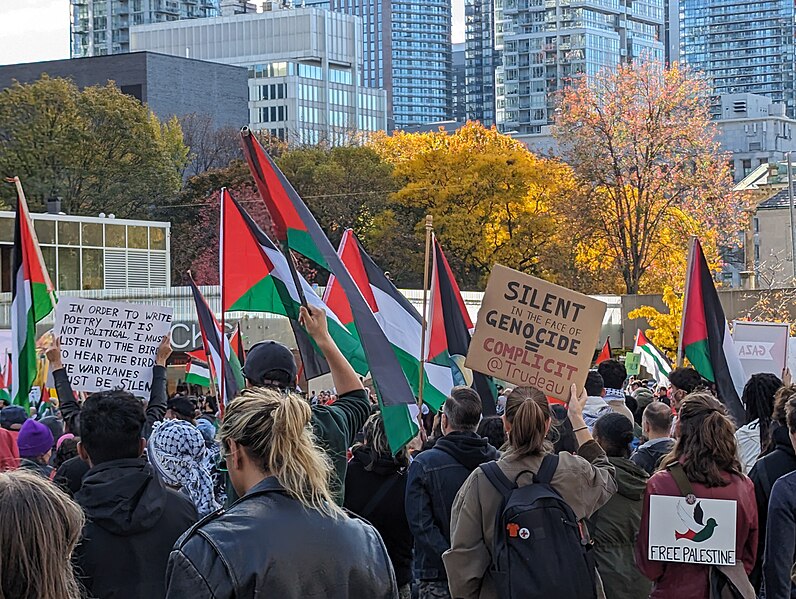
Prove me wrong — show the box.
[466,264,606,402]
[55,298,173,394]
[733,321,789,379]
[648,495,737,566]
[625,352,641,376]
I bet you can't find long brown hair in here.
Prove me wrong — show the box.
[220,388,344,519]
[660,392,741,487]
[504,386,551,457]
[0,469,85,599]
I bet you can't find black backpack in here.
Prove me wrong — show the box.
[480,455,598,599]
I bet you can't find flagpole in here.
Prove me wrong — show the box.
[11,177,57,310]
[219,189,227,406]
[677,236,697,367]
[418,215,433,408]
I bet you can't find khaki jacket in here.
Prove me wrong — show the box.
[442,441,617,599]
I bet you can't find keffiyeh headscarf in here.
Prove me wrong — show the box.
[148,419,220,517]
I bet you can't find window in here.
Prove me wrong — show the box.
[58,221,80,246]
[81,249,103,290]
[81,222,103,247]
[150,227,167,250]
[34,219,55,245]
[127,226,148,249]
[58,247,80,290]
[105,224,125,248]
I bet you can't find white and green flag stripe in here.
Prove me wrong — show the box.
[633,329,672,386]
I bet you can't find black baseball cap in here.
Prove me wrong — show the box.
[167,396,197,419]
[242,341,297,388]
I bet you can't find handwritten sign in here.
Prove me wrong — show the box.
[648,495,737,565]
[733,321,789,379]
[466,265,606,402]
[625,352,641,376]
[55,298,173,395]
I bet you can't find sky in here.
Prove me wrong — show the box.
[0,0,464,66]
[0,0,71,65]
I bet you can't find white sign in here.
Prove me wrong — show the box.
[733,321,789,379]
[648,495,737,565]
[55,298,173,395]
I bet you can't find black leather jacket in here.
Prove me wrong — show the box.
[165,476,399,598]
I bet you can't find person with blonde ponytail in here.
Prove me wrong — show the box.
[164,387,398,598]
[443,384,617,599]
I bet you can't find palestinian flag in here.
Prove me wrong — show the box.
[428,238,496,415]
[11,178,55,409]
[185,358,211,387]
[326,229,451,411]
[634,330,672,386]
[219,188,361,379]
[595,338,612,365]
[679,237,746,424]
[230,324,246,362]
[240,130,415,408]
[188,275,243,407]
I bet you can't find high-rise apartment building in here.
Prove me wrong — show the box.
[464,0,502,126]
[131,8,388,144]
[496,0,665,135]
[70,0,220,57]
[453,43,466,122]
[680,0,796,117]
[320,0,452,127]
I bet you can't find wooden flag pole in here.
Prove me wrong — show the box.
[418,215,434,408]
[677,235,697,367]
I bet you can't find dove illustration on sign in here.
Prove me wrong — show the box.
[675,500,718,543]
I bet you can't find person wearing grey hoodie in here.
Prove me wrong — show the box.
[589,412,651,599]
[584,371,613,431]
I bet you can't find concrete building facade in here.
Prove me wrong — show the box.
[130,8,388,144]
[715,94,796,182]
[0,52,249,129]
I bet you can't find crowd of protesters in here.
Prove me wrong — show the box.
[3,309,796,599]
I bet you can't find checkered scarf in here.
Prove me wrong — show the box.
[148,419,219,517]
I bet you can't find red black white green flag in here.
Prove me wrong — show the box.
[240,130,415,407]
[595,338,612,365]
[428,238,497,415]
[219,188,363,379]
[188,274,242,407]
[11,178,55,408]
[679,238,746,423]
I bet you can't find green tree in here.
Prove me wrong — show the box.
[0,76,188,217]
[276,145,398,249]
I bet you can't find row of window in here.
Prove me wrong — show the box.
[259,105,288,123]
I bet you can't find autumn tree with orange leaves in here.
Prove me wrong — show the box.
[370,122,578,288]
[555,60,746,294]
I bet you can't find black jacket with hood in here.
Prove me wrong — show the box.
[749,424,796,590]
[344,446,413,587]
[74,457,198,599]
[405,431,499,581]
[587,456,651,599]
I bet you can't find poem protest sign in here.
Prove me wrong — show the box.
[54,297,173,394]
[466,265,606,402]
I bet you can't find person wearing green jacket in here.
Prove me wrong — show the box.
[230,305,369,505]
[589,412,651,599]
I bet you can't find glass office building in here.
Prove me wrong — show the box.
[496,0,665,134]
[131,8,388,144]
[71,0,220,57]
[465,0,502,126]
[329,0,453,127]
[0,213,170,292]
[680,0,796,117]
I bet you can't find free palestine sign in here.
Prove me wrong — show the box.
[466,264,606,403]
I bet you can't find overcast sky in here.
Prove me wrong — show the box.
[0,0,463,66]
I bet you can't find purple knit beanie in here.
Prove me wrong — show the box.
[17,419,54,458]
